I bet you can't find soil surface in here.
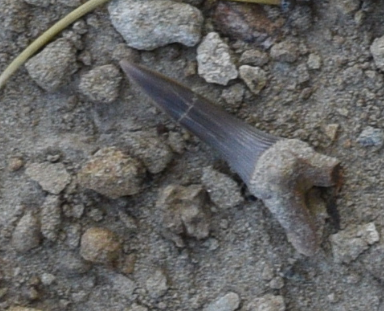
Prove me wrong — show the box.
[1,0,384,310]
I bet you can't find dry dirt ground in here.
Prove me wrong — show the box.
[1,0,384,310]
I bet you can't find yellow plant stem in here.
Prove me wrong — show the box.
[0,0,112,89]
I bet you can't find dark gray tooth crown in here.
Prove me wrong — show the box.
[119,60,279,182]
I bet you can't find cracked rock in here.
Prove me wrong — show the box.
[239,65,268,95]
[202,167,243,209]
[80,227,122,264]
[203,292,240,311]
[79,65,122,103]
[11,211,41,253]
[25,38,78,92]
[197,32,238,85]
[156,184,210,245]
[246,294,285,311]
[77,147,145,199]
[108,0,203,50]
[40,195,62,241]
[121,131,173,174]
[25,162,71,194]
[330,222,379,264]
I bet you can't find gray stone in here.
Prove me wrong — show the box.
[221,84,245,108]
[145,269,169,299]
[122,131,173,174]
[330,222,379,264]
[78,147,145,199]
[79,65,122,104]
[24,0,50,7]
[156,184,210,244]
[270,41,299,63]
[108,0,203,50]
[239,65,268,95]
[40,195,62,241]
[362,244,384,282]
[357,126,384,148]
[371,36,384,71]
[26,162,71,194]
[58,252,91,275]
[240,49,269,66]
[246,294,285,311]
[197,32,238,85]
[203,292,240,311]
[307,53,322,70]
[25,38,78,92]
[334,0,360,14]
[201,167,243,209]
[11,211,41,253]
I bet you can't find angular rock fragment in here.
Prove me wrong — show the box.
[246,294,285,311]
[203,292,240,311]
[78,147,145,199]
[156,184,210,245]
[330,222,379,264]
[40,195,62,241]
[270,41,299,63]
[370,36,384,71]
[108,0,203,50]
[25,38,78,91]
[26,162,71,195]
[11,211,41,253]
[357,126,384,149]
[79,64,122,104]
[145,269,169,299]
[201,167,243,209]
[239,65,268,95]
[80,227,122,264]
[197,32,238,85]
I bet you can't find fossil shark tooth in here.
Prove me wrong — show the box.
[120,60,341,256]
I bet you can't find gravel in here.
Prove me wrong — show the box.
[11,211,41,253]
[108,0,203,50]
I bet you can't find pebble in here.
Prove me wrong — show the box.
[121,131,173,174]
[203,292,240,311]
[240,49,269,66]
[156,184,210,244]
[24,0,50,7]
[11,211,41,253]
[25,38,78,92]
[330,222,379,264]
[201,167,243,209]
[246,294,285,311]
[128,304,148,311]
[40,273,56,286]
[269,276,284,289]
[239,65,268,95]
[356,126,384,148]
[77,147,145,199]
[64,224,82,249]
[197,32,238,85]
[8,157,24,171]
[270,41,299,63]
[57,252,91,276]
[108,0,203,50]
[25,162,71,195]
[145,269,169,299]
[370,36,384,71]
[110,273,137,298]
[80,227,122,264]
[78,65,122,104]
[40,195,62,241]
[324,124,339,142]
[307,53,322,70]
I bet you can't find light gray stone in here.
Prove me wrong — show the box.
[197,32,238,85]
[40,195,62,241]
[145,269,169,299]
[239,65,268,95]
[108,0,203,50]
[11,212,41,253]
[371,36,384,71]
[246,294,285,311]
[203,292,240,311]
